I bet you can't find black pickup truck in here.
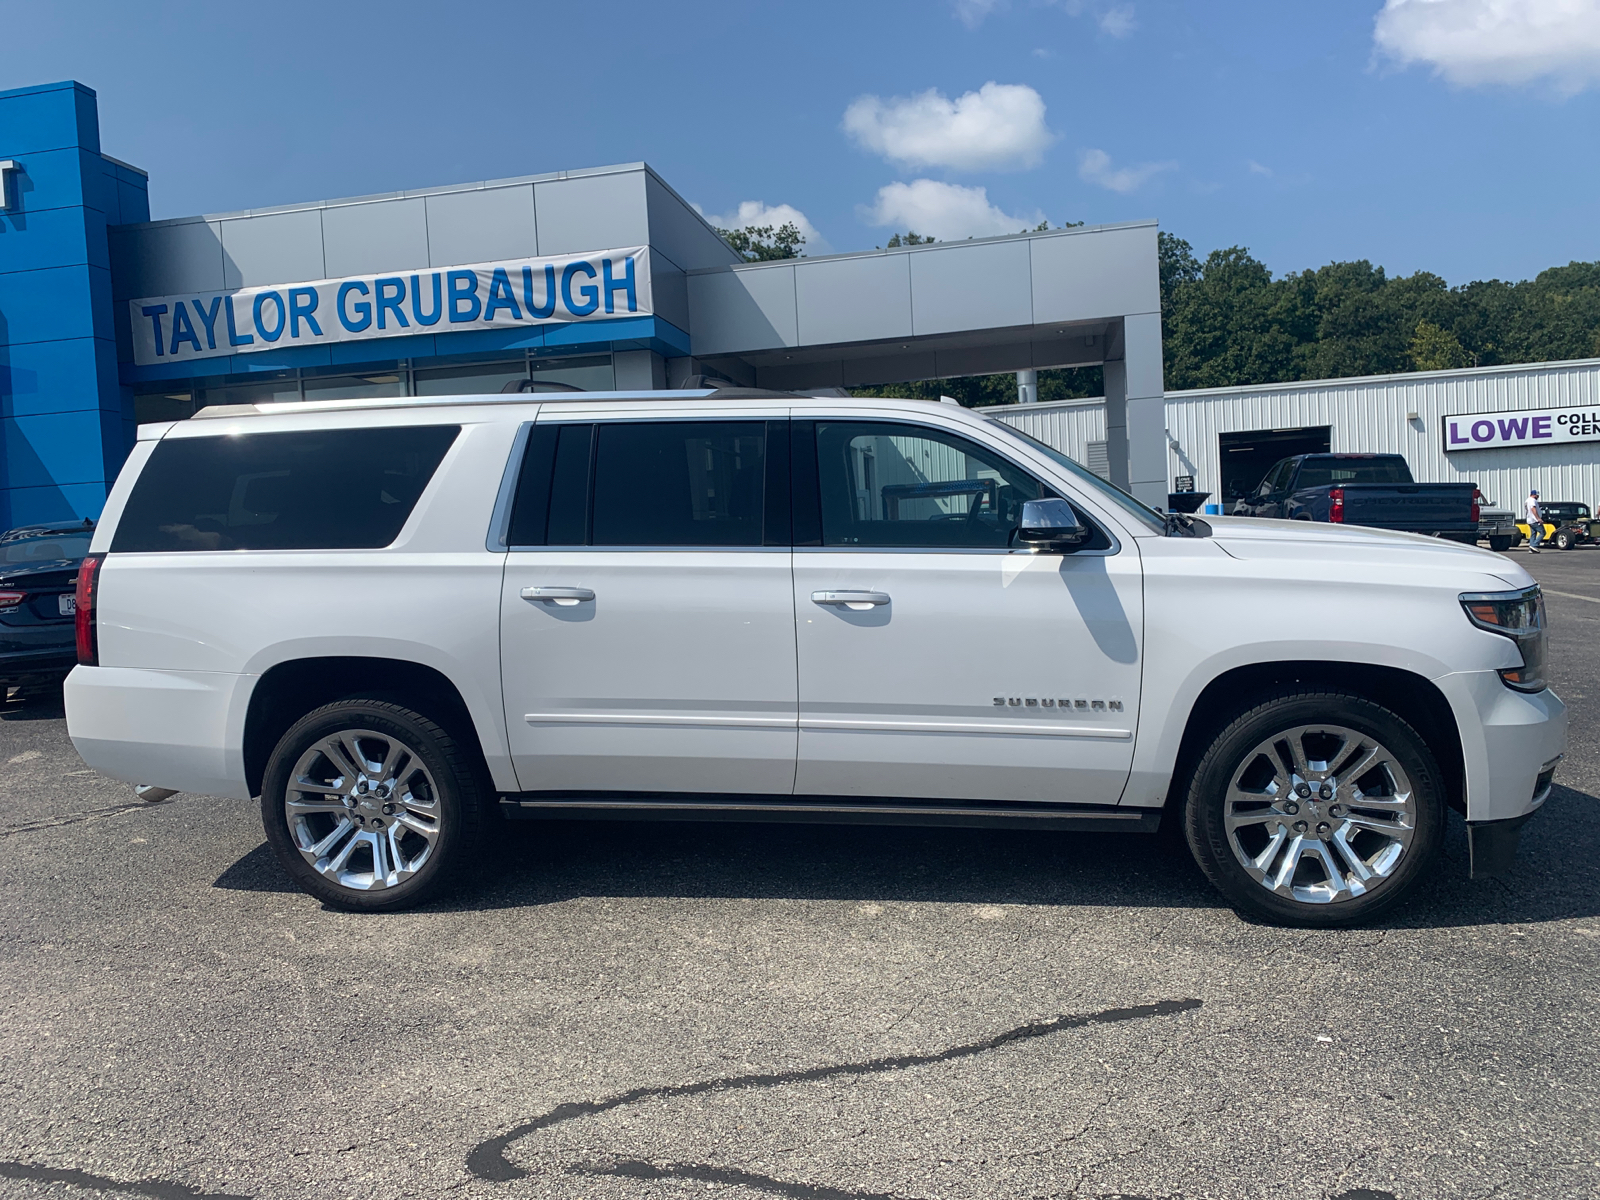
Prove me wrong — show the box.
[1232,453,1480,541]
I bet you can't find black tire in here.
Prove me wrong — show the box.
[1184,689,1445,928]
[1487,535,1513,553]
[261,698,489,911]
[1555,530,1575,551]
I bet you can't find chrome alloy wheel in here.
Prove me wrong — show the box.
[1223,723,1417,905]
[284,729,442,892]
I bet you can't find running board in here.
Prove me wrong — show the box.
[499,792,1162,833]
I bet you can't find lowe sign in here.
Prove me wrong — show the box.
[1444,405,1600,452]
[129,246,651,366]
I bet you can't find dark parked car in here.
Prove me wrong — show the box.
[0,521,95,689]
[1232,453,1480,541]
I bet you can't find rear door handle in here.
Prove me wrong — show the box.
[521,586,595,606]
[812,590,890,610]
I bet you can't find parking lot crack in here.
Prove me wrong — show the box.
[0,1160,250,1200]
[0,800,150,837]
[466,998,1202,1187]
[568,1158,917,1199]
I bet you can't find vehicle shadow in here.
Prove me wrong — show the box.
[0,684,65,721]
[214,785,1600,930]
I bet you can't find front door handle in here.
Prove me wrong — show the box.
[521,586,595,606]
[812,590,890,610]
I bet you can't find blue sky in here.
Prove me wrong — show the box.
[8,0,1599,284]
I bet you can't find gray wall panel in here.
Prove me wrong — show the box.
[425,185,537,267]
[648,249,690,333]
[220,209,325,289]
[322,197,429,277]
[535,171,649,256]
[1030,225,1159,325]
[841,350,937,388]
[109,219,224,299]
[644,173,740,271]
[795,254,912,346]
[688,266,797,355]
[935,342,1036,377]
[756,359,844,391]
[910,240,1032,336]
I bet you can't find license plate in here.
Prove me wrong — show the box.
[58,594,76,616]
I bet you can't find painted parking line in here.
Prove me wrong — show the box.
[1543,589,1600,606]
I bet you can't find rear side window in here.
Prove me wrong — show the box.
[1293,458,1411,488]
[508,420,782,547]
[111,426,459,552]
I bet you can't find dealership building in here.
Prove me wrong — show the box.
[3,78,1599,529]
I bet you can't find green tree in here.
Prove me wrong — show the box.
[718,222,805,262]
[1410,319,1472,371]
[883,231,936,248]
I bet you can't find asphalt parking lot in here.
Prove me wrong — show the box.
[1,549,1598,1200]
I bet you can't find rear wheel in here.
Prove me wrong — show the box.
[261,699,488,911]
[1184,690,1444,927]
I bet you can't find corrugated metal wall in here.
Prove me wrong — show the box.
[990,357,1600,511]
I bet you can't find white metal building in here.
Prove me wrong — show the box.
[989,356,1600,514]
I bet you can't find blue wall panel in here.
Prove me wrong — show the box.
[0,336,118,418]
[0,80,143,525]
[0,206,100,273]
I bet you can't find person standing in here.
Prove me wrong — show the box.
[1525,488,1544,553]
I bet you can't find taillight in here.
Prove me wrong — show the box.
[1328,487,1345,523]
[75,553,104,666]
[0,590,25,609]
[1471,486,1482,525]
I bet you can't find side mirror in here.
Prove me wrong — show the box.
[1014,498,1090,551]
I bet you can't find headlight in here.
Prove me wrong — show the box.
[1460,585,1547,692]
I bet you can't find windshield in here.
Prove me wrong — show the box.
[1294,458,1411,488]
[0,534,91,564]
[996,425,1167,534]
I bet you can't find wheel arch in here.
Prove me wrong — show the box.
[1165,661,1465,818]
[243,656,497,799]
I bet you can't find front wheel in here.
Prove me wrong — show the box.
[1184,690,1444,927]
[261,699,488,911]
[1555,529,1575,551]
[1487,535,1513,552]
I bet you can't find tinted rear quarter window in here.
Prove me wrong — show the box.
[111,425,460,552]
[1294,458,1411,488]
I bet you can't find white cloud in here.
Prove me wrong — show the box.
[1374,0,1600,92]
[1247,159,1274,176]
[1078,147,1175,193]
[843,82,1053,171]
[953,0,1004,28]
[1099,4,1137,36]
[862,180,1045,241]
[700,200,831,255]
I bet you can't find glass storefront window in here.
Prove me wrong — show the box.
[197,377,303,407]
[530,355,614,391]
[413,360,528,397]
[301,371,407,401]
[134,390,195,425]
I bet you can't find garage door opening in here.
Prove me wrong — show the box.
[1218,427,1332,503]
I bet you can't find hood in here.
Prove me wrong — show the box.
[1206,515,1533,590]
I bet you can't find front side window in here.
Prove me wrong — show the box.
[509,420,772,547]
[815,421,1045,549]
[111,425,459,553]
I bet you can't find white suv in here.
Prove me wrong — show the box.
[64,390,1566,926]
